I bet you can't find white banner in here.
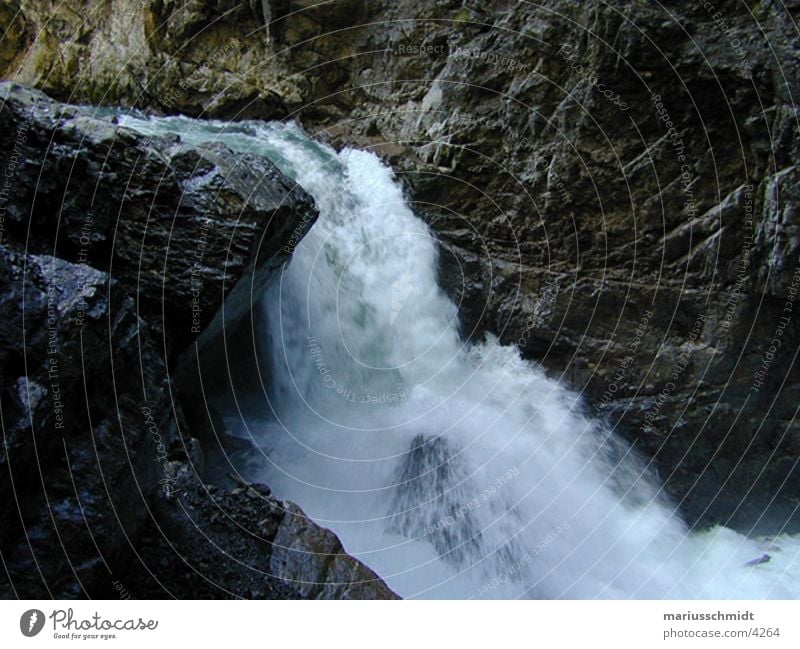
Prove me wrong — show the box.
[1,601,797,648]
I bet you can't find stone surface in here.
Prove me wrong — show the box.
[0,246,174,597]
[122,464,397,599]
[0,81,317,356]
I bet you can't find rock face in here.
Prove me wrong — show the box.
[0,82,317,355]
[125,464,395,599]
[0,247,174,597]
[0,83,396,599]
[0,0,300,118]
[2,0,799,550]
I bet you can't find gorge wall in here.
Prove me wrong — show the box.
[1,0,799,538]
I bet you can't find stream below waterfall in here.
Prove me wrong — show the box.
[120,113,800,599]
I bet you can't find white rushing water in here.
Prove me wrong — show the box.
[121,114,799,599]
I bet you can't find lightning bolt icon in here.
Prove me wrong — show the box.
[28,611,38,632]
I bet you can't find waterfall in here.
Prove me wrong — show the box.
[119,114,800,599]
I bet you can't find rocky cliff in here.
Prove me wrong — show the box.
[0,82,396,598]
[1,0,798,548]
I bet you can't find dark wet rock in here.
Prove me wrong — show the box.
[0,246,176,597]
[122,464,397,599]
[0,82,317,357]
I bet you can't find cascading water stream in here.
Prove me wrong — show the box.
[120,114,799,599]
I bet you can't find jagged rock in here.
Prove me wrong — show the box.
[0,0,297,118]
[0,246,176,597]
[122,465,397,599]
[0,82,317,356]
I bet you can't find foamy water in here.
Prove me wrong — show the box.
[120,114,800,599]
